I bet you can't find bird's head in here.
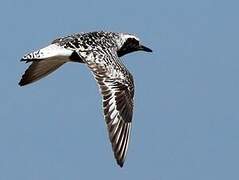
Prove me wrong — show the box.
[116,33,152,57]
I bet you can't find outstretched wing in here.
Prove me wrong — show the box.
[19,44,74,86]
[79,49,134,167]
[19,59,65,86]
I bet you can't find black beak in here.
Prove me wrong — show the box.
[139,45,153,52]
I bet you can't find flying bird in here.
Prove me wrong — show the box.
[19,31,152,167]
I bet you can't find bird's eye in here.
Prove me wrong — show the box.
[126,38,139,46]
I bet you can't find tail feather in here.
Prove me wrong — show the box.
[22,44,72,61]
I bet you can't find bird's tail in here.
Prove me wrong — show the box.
[21,44,72,62]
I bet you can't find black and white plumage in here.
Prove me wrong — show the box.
[19,31,152,167]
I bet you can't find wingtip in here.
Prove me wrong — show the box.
[18,79,26,86]
[18,77,29,86]
[117,160,124,168]
[118,163,124,168]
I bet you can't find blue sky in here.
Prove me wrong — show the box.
[1,0,239,179]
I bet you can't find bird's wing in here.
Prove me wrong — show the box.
[78,49,134,167]
[19,44,74,86]
[19,58,65,86]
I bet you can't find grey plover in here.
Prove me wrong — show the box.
[19,31,152,167]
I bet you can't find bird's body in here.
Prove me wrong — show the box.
[19,31,152,167]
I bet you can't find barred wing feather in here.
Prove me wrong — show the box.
[80,49,134,167]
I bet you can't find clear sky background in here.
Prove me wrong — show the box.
[0,0,238,179]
